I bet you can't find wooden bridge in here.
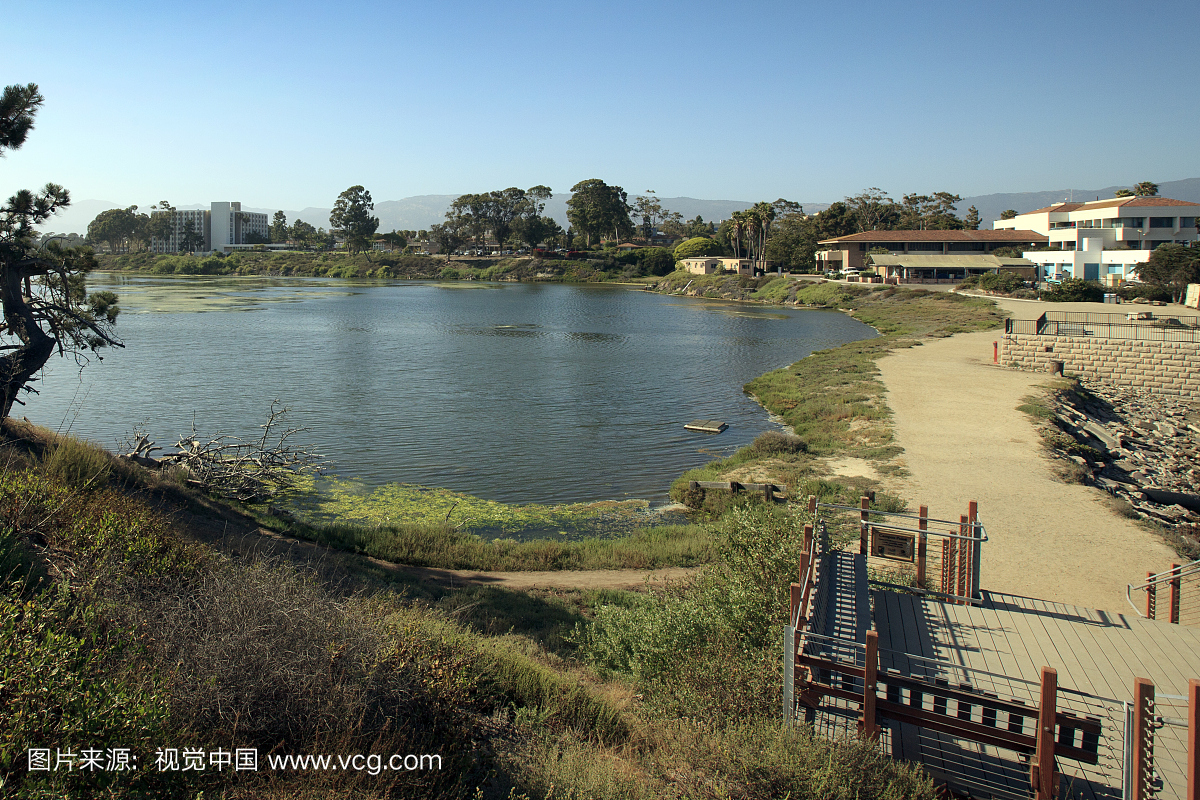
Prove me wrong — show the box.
[785,496,1200,800]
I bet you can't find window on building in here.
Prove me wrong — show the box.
[946,242,985,251]
[1180,217,1196,228]
[906,242,943,251]
[1149,217,1175,228]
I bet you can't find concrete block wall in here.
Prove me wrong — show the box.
[1001,334,1200,397]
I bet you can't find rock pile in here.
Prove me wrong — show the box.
[1049,380,1200,528]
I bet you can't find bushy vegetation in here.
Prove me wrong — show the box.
[1040,277,1104,303]
[1117,281,1172,302]
[2,423,936,799]
[276,516,716,571]
[671,236,726,260]
[957,271,1027,294]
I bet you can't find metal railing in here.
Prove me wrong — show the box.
[1127,559,1200,627]
[785,630,1125,800]
[1006,311,1200,342]
[813,498,986,605]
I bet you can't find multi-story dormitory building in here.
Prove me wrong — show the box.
[992,196,1200,283]
[150,202,270,254]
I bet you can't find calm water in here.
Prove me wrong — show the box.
[28,275,875,504]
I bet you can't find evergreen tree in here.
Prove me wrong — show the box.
[0,83,121,420]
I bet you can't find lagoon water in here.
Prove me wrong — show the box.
[28,274,876,504]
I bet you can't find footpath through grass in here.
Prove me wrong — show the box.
[662,278,1004,507]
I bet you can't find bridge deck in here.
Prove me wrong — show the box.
[873,589,1200,799]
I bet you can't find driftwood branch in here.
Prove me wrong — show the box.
[121,403,326,502]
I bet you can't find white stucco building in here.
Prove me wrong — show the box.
[992,196,1199,283]
[150,202,270,253]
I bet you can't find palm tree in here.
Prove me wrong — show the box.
[730,212,745,259]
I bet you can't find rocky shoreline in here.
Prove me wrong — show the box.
[1048,380,1200,531]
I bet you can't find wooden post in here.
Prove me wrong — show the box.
[1189,679,1199,800]
[1147,571,1157,620]
[763,482,774,503]
[1133,677,1155,800]
[916,505,928,588]
[790,583,803,627]
[861,630,879,740]
[807,494,817,515]
[958,515,969,602]
[1171,563,1182,624]
[1033,666,1058,800]
[860,496,870,556]
[942,539,952,596]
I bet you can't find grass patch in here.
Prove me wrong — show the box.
[248,500,715,571]
[279,474,687,540]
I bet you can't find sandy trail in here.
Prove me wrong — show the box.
[379,563,699,591]
[875,300,1182,613]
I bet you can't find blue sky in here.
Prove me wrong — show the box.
[3,0,1198,214]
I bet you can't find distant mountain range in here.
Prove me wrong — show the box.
[40,178,1200,236]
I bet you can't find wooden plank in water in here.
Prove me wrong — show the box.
[684,419,727,433]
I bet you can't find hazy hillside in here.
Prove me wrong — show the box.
[960,177,1200,226]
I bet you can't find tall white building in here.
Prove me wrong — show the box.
[210,202,268,252]
[992,196,1199,283]
[150,202,270,253]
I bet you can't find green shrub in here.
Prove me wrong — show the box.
[0,590,175,797]
[1041,277,1104,303]
[672,236,725,261]
[1117,282,1171,302]
[576,504,809,718]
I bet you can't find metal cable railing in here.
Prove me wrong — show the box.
[1126,559,1200,626]
[788,631,1126,799]
[813,499,985,604]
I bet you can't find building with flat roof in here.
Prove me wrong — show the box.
[815,229,1047,273]
[869,254,1037,283]
[992,196,1199,283]
[150,202,270,253]
[680,256,754,275]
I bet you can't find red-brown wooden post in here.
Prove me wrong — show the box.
[860,496,870,556]
[1147,571,1157,620]
[807,494,817,515]
[1171,563,1182,624]
[1033,666,1058,800]
[958,515,970,602]
[916,505,928,588]
[942,539,952,596]
[1188,678,1199,800]
[861,630,879,740]
[1133,677,1155,800]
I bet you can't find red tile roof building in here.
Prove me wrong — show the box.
[815,229,1047,273]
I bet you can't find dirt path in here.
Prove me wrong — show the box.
[875,302,1181,613]
[169,502,700,594]
[379,563,699,591]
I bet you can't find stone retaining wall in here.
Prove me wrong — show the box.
[1001,334,1200,397]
